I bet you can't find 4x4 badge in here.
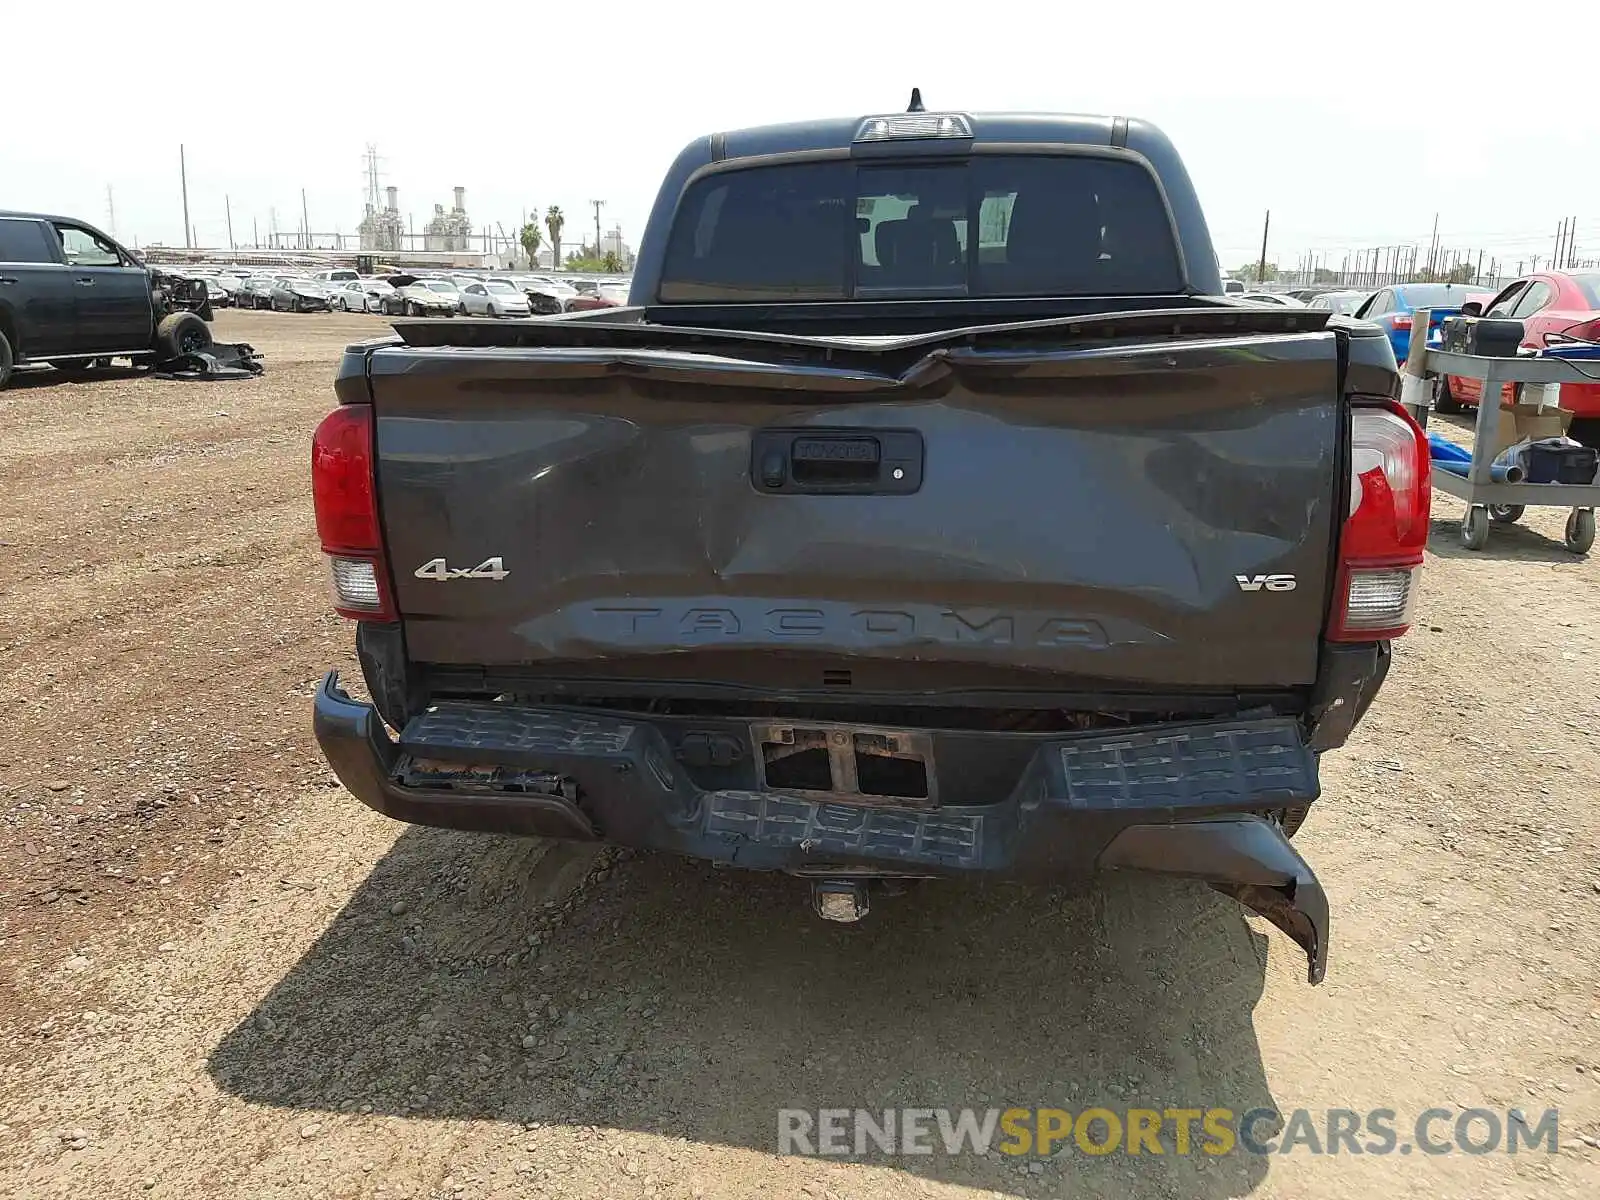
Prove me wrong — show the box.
[414,556,510,581]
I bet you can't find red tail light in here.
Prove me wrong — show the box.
[1564,317,1600,342]
[311,403,395,621]
[1389,313,1413,331]
[1327,399,1430,642]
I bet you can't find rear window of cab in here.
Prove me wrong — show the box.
[659,154,1184,302]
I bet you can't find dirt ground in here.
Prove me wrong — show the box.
[1,310,1596,1200]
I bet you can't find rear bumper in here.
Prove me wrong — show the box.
[313,671,1330,982]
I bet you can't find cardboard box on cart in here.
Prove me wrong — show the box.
[1490,385,1573,457]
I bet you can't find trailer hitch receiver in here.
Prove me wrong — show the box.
[812,880,871,923]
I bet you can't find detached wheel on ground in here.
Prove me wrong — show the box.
[1488,504,1525,524]
[155,312,213,360]
[1461,504,1491,550]
[1566,508,1595,555]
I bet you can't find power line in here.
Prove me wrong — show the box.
[1263,222,1600,253]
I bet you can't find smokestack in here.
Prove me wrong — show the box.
[453,186,465,212]
[385,186,398,212]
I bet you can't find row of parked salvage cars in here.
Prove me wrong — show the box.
[196,268,631,318]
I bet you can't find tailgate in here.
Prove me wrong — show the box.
[365,327,1344,692]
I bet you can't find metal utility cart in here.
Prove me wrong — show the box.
[1400,310,1599,554]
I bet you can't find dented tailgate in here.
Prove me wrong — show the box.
[363,322,1344,693]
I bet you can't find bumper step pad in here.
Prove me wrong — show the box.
[400,702,637,761]
[1056,719,1317,810]
[704,791,983,868]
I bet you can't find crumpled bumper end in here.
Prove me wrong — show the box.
[1099,816,1330,984]
[313,671,596,839]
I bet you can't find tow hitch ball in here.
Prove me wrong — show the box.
[811,880,870,923]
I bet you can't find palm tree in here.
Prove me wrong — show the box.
[544,206,564,273]
[519,218,543,270]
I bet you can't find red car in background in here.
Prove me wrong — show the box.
[1438,272,1600,431]
[564,282,631,312]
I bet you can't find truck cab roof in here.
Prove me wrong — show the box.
[630,105,1222,306]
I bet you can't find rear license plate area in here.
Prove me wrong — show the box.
[752,722,936,808]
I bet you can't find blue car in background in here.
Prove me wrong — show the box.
[1352,283,1483,363]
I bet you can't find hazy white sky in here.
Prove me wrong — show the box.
[5,2,1596,275]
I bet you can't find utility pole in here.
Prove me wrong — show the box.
[1554,218,1566,270]
[105,185,116,237]
[1255,210,1270,284]
[1427,213,1438,276]
[1568,215,1577,268]
[1474,248,1483,283]
[252,217,258,249]
[225,195,234,250]
[180,144,192,249]
[302,189,311,251]
[590,199,605,258]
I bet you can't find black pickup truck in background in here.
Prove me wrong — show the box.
[0,211,215,388]
[312,99,1431,984]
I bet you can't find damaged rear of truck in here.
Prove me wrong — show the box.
[311,103,1430,983]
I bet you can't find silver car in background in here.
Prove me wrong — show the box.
[391,278,460,316]
[1305,289,1371,316]
[461,280,531,317]
[331,279,393,313]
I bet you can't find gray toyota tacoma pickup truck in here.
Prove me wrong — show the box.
[311,98,1431,984]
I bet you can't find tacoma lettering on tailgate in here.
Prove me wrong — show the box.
[592,604,1109,649]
